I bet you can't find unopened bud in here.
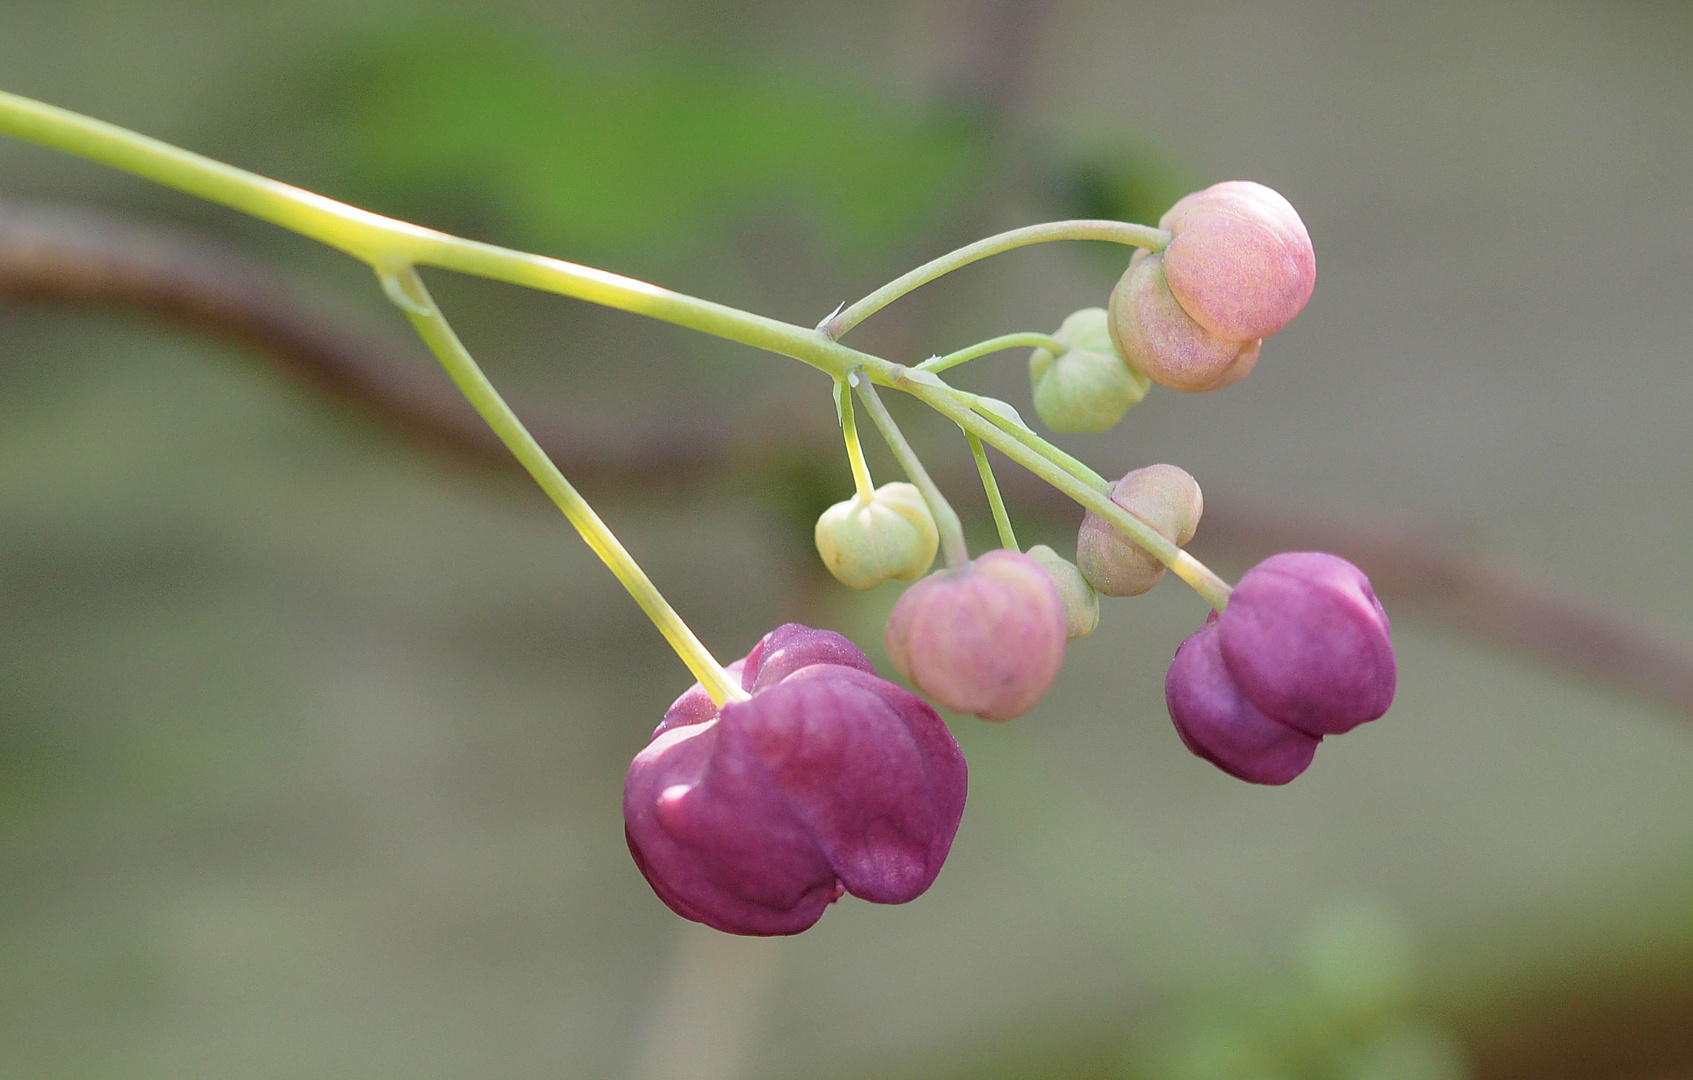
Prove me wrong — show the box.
[1076,464,1202,597]
[886,550,1067,721]
[1025,544,1099,640]
[814,482,939,590]
[1028,307,1150,433]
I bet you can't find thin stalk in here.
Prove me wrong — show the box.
[819,220,1170,340]
[838,382,875,503]
[902,376,1233,610]
[918,331,1067,375]
[968,434,1018,551]
[383,268,748,706]
[964,394,1111,494]
[854,376,969,570]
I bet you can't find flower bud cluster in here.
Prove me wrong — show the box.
[1110,181,1315,393]
[1165,553,1397,784]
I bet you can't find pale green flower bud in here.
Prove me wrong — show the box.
[1076,464,1202,596]
[1028,307,1150,433]
[1025,545,1099,641]
[814,481,939,590]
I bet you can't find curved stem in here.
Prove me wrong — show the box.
[0,91,1228,608]
[918,331,1068,375]
[837,381,875,503]
[969,434,1018,551]
[819,220,1170,340]
[383,267,748,706]
[854,375,969,570]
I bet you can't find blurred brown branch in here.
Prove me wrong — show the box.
[2,197,1691,724]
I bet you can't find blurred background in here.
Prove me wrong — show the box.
[2,0,1692,1077]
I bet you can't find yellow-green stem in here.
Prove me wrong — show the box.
[968,434,1018,551]
[837,381,875,503]
[0,90,1230,609]
[384,268,748,706]
[918,331,1067,375]
[854,376,969,569]
[820,220,1170,340]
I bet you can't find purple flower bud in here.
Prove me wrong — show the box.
[885,550,1067,721]
[1218,552,1396,736]
[1166,616,1319,785]
[1164,553,1395,784]
[1159,181,1317,343]
[625,623,967,936]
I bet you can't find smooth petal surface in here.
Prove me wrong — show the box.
[1217,552,1397,736]
[1076,464,1203,598]
[1166,620,1320,785]
[1160,180,1316,342]
[626,624,966,935]
[1109,253,1260,393]
[886,550,1067,721]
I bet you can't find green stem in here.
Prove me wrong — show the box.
[900,376,1233,610]
[962,393,1110,493]
[854,376,969,570]
[918,331,1068,375]
[837,381,876,503]
[968,434,1018,551]
[383,267,749,706]
[0,90,1232,609]
[819,220,1170,340]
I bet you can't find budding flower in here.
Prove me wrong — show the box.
[1076,464,1203,597]
[885,549,1067,721]
[625,623,967,935]
[814,481,939,590]
[1028,307,1150,433]
[1025,544,1099,640]
[1108,180,1314,393]
[1164,552,1396,784]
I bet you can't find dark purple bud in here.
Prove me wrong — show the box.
[1166,616,1319,785]
[625,624,967,936]
[1164,553,1395,784]
[1218,552,1396,736]
[885,550,1068,721]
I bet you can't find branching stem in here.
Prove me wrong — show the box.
[918,331,1067,375]
[854,376,969,570]
[969,434,1018,551]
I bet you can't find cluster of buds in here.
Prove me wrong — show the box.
[625,180,1398,935]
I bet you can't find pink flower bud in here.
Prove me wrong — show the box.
[1163,553,1396,784]
[1076,464,1203,597]
[1159,180,1316,342]
[625,624,967,935]
[1108,252,1260,393]
[885,550,1067,721]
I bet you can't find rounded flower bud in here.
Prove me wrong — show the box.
[1160,180,1317,342]
[625,623,967,935]
[1025,544,1099,641]
[1109,253,1260,392]
[1076,464,1202,597]
[1107,180,1313,393]
[1164,552,1396,784]
[885,549,1067,721]
[1028,307,1150,433]
[814,481,939,590]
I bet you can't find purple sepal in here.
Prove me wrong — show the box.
[1218,552,1396,736]
[1164,553,1396,784]
[1166,620,1318,785]
[625,624,967,936]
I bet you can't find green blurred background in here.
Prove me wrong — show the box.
[2,1,1692,1077]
